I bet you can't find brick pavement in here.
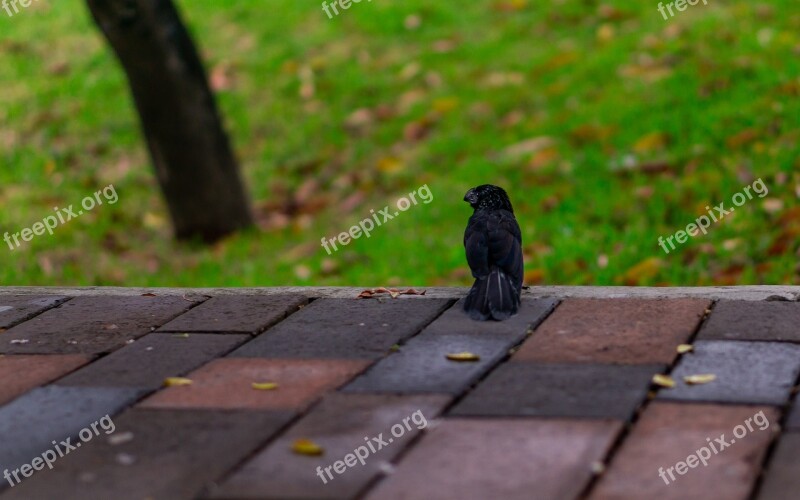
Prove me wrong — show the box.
[0,290,798,499]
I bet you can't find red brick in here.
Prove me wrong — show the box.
[514,298,710,364]
[139,358,369,410]
[366,418,622,500]
[590,402,779,500]
[0,354,90,405]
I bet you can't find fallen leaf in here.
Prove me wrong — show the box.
[502,136,556,160]
[404,14,421,30]
[108,432,135,446]
[358,288,426,299]
[493,0,528,12]
[163,377,193,387]
[403,118,435,142]
[523,269,545,285]
[590,461,606,474]
[633,132,670,153]
[292,439,324,456]
[252,382,279,391]
[597,23,615,42]
[677,344,694,354]
[683,374,716,385]
[432,97,459,114]
[652,374,676,388]
[446,352,481,362]
[344,108,374,133]
[377,157,403,174]
[210,63,235,91]
[726,128,759,148]
[619,257,663,285]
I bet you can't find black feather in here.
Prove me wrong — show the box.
[462,185,523,321]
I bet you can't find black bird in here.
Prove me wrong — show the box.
[463,185,524,321]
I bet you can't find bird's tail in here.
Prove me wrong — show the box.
[464,267,520,321]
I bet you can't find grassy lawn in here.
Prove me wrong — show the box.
[1,0,798,287]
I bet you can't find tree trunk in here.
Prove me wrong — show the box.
[86,0,253,242]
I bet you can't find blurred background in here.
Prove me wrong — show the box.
[0,0,798,287]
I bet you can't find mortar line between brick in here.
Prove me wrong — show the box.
[577,299,719,499]
[197,410,304,499]
[1,296,74,331]
[748,367,800,499]
[248,296,313,336]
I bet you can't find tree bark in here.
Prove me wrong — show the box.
[86,0,253,242]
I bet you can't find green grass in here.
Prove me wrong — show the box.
[1,0,798,287]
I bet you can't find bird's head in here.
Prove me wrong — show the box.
[464,184,515,213]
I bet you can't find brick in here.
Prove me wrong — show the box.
[698,300,800,342]
[0,355,91,405]
[342,334,518,395]
[56,333,248,390]
[0,295,206,355]
[757,434,800,500]
[366,418,622,500]
[1,409,294,500]
[0,386,145,475]
[591,402,779,500]
[0,295,71,329]
[230,298,452,360]
[210,393,451,500]
[513,298,710,364]
[658,341,800,405]
[420,297,559,339]
[451,362,661,420]
[340,298,557,395]
[139,358,369,410]
[157,294,307,334]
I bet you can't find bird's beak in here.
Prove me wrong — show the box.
[464,189,478,205]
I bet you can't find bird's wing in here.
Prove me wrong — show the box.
[464,210,523,286]
[487,210,523,285]
[464,215,490,278]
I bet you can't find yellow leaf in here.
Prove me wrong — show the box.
[523,269,545,285]
[683,374,716,385]
[597,24,615,42]
[143,212,167,230]
[292,439,324,456]
[433,97,459,113]
[252,382,279,391]
[633,132,669,153]
[677,344,694,354]
[620,257,663,285]
[377,157,403,174]
[446,352,481,362]
[652,374,676,388]
[163,377,192,387]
